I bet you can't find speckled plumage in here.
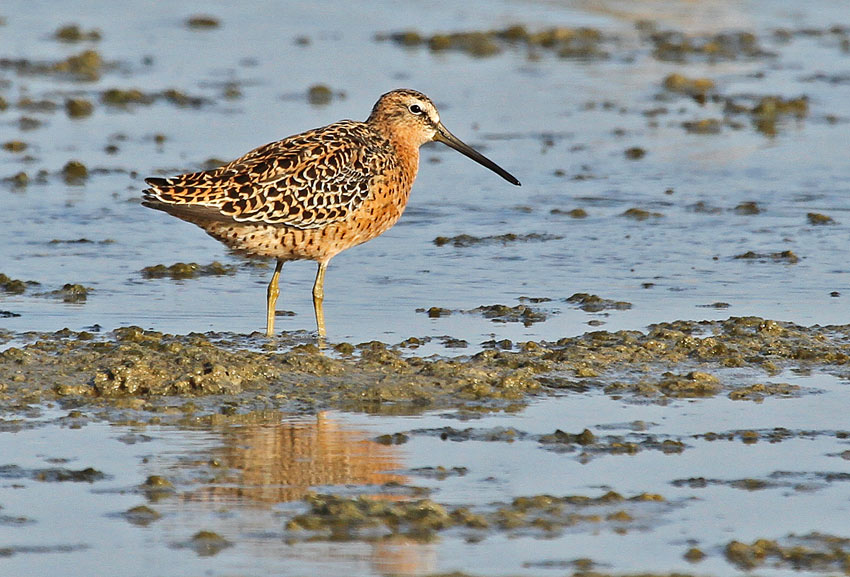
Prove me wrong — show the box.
[143,89,519,337]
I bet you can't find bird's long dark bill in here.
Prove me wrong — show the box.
[435,124,521,186]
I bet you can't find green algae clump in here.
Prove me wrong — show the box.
[101,88,154,107]
[184,530,231,556]
[141,261,236,280]
[807,212,836,225]
[683,118,723,134]
[0,273,30,294]
[721,536,850,572]
[307,84,334,106]
[379,25,608,60]
[186,16,220,29]
[2,141,27,153]
[285,490,665,541]
[65,98,94,118]
[123,505,161,526]
[54,49,103,81]
[62,160,88,184]
[57,283,89,302]
[54,24,101,42]
[663,73,716,97]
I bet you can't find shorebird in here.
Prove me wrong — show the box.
[143,88,520,337]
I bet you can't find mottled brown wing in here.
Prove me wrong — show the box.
[143,120,389,229]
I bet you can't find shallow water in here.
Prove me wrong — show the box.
[1,0,847,349]
[2,1,850,575]
[2,374,849,577]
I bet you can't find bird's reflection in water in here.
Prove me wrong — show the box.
[185,411,407,505]
[176,412,436,575]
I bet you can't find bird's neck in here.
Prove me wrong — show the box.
[393,137,420,181]
[367,116,421,181]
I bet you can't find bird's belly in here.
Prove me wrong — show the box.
[200,195,408,262]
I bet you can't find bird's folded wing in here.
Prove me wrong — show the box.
[144,121,387,230]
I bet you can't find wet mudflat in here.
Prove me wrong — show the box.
[2,1,850,576]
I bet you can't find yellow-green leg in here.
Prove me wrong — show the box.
[266,260,284,337]
[312,260,328,339]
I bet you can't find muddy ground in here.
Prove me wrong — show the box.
[1,316,847,418]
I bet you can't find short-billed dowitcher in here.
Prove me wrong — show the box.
[143,89,520,337]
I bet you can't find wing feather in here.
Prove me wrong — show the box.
[143,120,390,230]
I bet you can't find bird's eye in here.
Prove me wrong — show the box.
[408,104,423,115]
